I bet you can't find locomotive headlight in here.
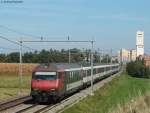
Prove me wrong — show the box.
[33,88,39,91]
[51,88,56,91]
[50,88,57,95]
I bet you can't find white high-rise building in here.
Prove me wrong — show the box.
[136,31,144,57]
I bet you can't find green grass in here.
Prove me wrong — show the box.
[0,73,31,101]
[0,88,30,101]
[62,72,150,113]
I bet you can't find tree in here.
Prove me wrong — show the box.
[0,54,7,62]
[7,52,19,63]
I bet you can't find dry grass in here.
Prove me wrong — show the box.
[109,91,150,113]
[0,63,38,74]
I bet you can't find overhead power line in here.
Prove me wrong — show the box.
[0,25,41,39]
[0,35,37,51]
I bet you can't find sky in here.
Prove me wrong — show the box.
[0,0,150,54]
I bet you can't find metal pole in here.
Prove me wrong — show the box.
[19,40,23,95]
[90,41,94,95]
[107,53,109,64]
[110,49,112,75]
[68,36,71,64]
[110,49,112,64]
[99,49,101,64]
[99,53,101,64]
[69,49,71,64]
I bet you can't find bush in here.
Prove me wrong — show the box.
[126,60,150,78]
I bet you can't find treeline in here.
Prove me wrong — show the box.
[0,48,117,64]
[126,60,150,78]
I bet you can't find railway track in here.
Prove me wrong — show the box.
[0,95,32,112]
[12,95,76,113]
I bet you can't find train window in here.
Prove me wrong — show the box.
[93,68,96,74]
[87,70,91,76]
[96,68,99,73]
[34,72,57,80]
[71,72,74,81]
[76,71,79,81]
[75,71,77,81]
[67,72,69,82]
[78,71,80,80]
[106,67,110,71]
[102,68,105,72]
[86,70,87,76]
[70,72,72,82]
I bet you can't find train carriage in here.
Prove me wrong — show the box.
[31,63,120,102]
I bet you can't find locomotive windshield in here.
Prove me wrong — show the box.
[33,72,57,80]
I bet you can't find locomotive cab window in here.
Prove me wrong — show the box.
[33,72,57,80]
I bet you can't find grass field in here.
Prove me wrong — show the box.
[0,74,31,101]
[0,63,36,101]
[62,72,150,113]
[110,92,150,113]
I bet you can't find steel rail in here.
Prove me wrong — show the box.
[0,96,32,111]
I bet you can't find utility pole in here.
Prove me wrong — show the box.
[110,49,113,75]
[19,39,23,95]
[98,48,101,64]
[68,36,71,64]
[107,53,109,64]
[99,52,101,64]
[110,49,113,64]
[90,40,94,96]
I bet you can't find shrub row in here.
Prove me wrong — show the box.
[126,60,150,78]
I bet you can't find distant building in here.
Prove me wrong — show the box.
[136,31,144,57]
[143,55,150,67]
[118,48,130,63]
[130,49,136,61]
[117,31,145,63]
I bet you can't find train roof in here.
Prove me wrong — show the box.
[33,63,119,72]
[33,63,81,72]
[48,63,81,69]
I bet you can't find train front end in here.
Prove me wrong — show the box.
[30,66,63,102]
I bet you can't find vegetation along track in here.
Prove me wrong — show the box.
[0,95,32,112]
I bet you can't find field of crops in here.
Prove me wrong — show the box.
[0,63,38,74]
[0,63,38,101]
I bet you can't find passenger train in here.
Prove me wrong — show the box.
[30,63,120,102]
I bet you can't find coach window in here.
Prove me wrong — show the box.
[93,68,96,74]
[85,70,87,77]
[76,71,79,81]
[68,71,71,83]
[74,71,76,81]
[77,71,79,80]
[65,72,68,83]
[72,71,74,82]
[87,70,91,76]
[70,71,72,82]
